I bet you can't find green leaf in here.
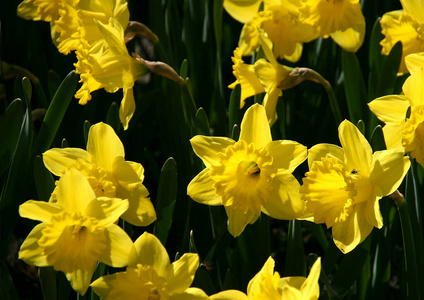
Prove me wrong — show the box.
[106,102,121,134]
[32,70,77,157]
[194,107,210,136]
[357,120,365,136]
[342,50,368,124]
[284,220,306,276]
[228,84,241,136]
[180,59,188,79]
[375,42,402,98]
[33,155,55,202]
[39,267,57,300]
[0,263,19,300]
[370,125,386,151]
[84,120,91,146]
[213,0,224,50]
[189,230,198,253]
[0,99,24,177]
[47,70,62,101]
[153,157,178,246]
[231,124,240,141]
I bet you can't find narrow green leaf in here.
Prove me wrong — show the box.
[0,99,24,177]
[370,125,386,151]
[194,108,210,136]
[342,50,368,124]
[47,70,62,100]
[228,84,241,136]
[0,263,19,300]
[284,220,306,276]
[84,120,91,146]
[375,42,402,97]
[106,102,121,134]
[357,120,365,136]
[231,124,240,141]
[189,230,198,253]
[368,17,384,74]
[180,59,188,79]
[32,70,77,157]
[33,155,55,202]
[331,236,371,297]
[61,138,69,148]
[39,267,57,300]
[153,157,178,246]
[213,0,224,50]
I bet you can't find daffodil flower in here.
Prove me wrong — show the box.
[223,0,264,24]
[380,0,424,74]
[229,31,292,125]
[43,122,156,226]
[91,232,209,299]
[300,120,410,253]
[369,55,424,166]
[18,169,133,295]
[17,0,129,55]
[299,0,365,52]
[238,0,317,62]
[74,17,147,129]
[210,256,321,299]
[187,104,307,237]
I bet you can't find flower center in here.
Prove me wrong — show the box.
[403,106,424,165]
[301,157,373,228]
[209,140,277,213]
[39,212,107,273]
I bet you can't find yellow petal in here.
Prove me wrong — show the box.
[262,86,281,126]
[281,285,303,298]
[383,123,405,150]
[338,120,373,175]
[171,288,210,300]
[261,174,306,219]
[330,20,365,52]
[239,104,272,148]
[120,87,136,130]
[127,161,145,181]
[187,169,222,206]
[128,232,170,276]
[405,53,424,74]
[18,224,49,267]
[332,202,373,254]
[300,257,321,299]
[17,0,43,21]
[364,194,383,229]
[225,206,261,237]
[247,256,275,295]
[190,135,236,168]
[65,264,98,295]
[368,95,410,126]
[85,198,129,227]
[223,0,263,23]
[210,290,248,300]
[19,200,62,223]
[87,122,124,172]
[401,0,424,23]
[257,29,278,66]
[165,253,199,293]
[43,148,93,176]
[98,224,133,268]
[371,149,411,197]
[403,67,424,107]
[307,143,344,169]
[56,169,96,214]
[279,277,306,292]
[266,140,307,174]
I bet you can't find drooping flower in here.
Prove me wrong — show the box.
[229,31,292,125]
[74,17,147,129]
[18,169,133,295]
[298,0,365,52]
[17,0,130,55]
[380,0,424,74]
[43,122,156,226]
[210,256,321,299]
[300,120,410,253]
[187,104,307,237]
[369,55,424,166]
[238,0,317,62]
[91,232,208,299]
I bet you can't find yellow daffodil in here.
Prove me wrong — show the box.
[18,169,133,295]
[211,256,321,299]
[369,55,424,166]
[299,0,365,52]
[74,17,147,129]
[43,122,156,226]
[91,232,208,299]
[238,0,317,62]
[380,0,424,74]
[229,31,292,125]
[187,104,307,237]
[17,0,129,55]
[300,120,410,253]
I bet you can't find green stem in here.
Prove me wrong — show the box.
[393,192,421,299]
